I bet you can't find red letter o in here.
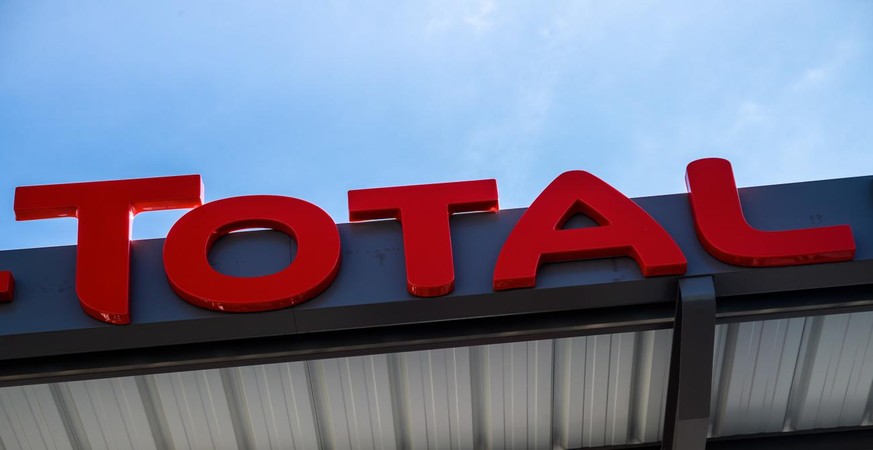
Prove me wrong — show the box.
[164,195,341,312]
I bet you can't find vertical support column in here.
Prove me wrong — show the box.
[662,276,716,450]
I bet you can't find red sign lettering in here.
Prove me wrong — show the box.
[686,158,855,266]
[493,171,687,290]
[349,179,498,297]
[14,175,203,324]
[163,195,341,312]
[5,158,860,325]
[0,271,13,303]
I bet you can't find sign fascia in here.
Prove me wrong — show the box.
[0,160,872,360]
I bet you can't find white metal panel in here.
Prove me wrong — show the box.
[308,354,398,450]
[148,369,238,449]
[392,347,474,450]
[224,362,320,449]
[60,377,157,450]
[0,384,72,450]
[709,318,805,436]
[6,312,873,449]
[630,329,673,444]
[472,340,553,450]
[785,312,873,431]
[552,332,643,448]
[0,331,671,450]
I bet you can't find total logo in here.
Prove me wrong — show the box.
[1,158,855,325]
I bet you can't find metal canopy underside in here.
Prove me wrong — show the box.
[3,311,873,450]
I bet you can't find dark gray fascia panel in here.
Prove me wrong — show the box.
[0,175,871,360]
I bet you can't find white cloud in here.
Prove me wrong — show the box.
[463,0,496,32]
[424,0,498,34]
[791,40,858,91]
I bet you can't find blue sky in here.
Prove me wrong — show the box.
[1,1,871,250]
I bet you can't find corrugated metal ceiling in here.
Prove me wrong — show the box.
[2,311,873,449]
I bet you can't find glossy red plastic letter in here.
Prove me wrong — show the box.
[0,271,13,303]
[349,179,498,297]
[14,175,203,324]
[686,158,855,266]
[163,195,341,312]
[493,171,687,290]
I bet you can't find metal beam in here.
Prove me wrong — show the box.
[3,282,873,387]
[0,302,675,387]
[662,276,717,450]
[579,425,873,450]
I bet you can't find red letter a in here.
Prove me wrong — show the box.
[493,171,686,290]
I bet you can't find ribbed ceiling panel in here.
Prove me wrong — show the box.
[552,331,672,448]
[630,329,673,443]
[709,311,873,438]
[473,340,553,449]
[3,311,873,449]
[224,362,320,449]
[58,378,158,450]
[0,384,71,450]
[308,355,397,450]
[709,318,806,436]
[394,347,474,449]
[786,312,873,430]
[148,370,239,449]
